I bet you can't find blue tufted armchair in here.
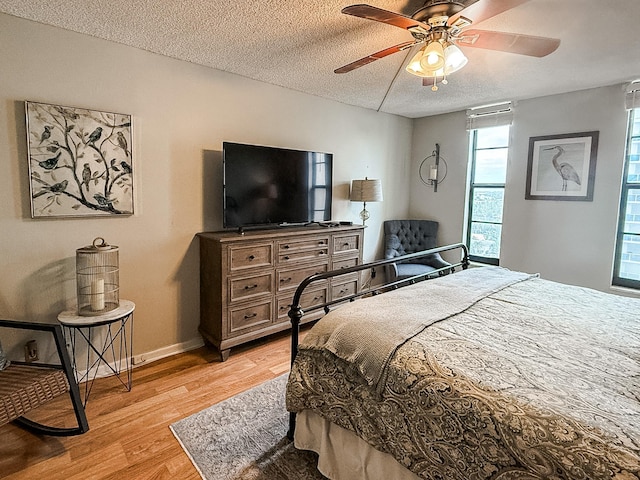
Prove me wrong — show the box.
[383,219,451,282]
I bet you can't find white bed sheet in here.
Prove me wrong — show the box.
[294,409,421,480]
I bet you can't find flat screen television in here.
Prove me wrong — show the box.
[222,142,333,229]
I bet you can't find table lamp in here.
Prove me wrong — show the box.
[350,177,383,225]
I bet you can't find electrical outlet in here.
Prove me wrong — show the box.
[24,340,39,363]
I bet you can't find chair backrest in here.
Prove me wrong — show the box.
[384,219,439,259]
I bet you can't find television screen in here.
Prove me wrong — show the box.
[223,142,333,229]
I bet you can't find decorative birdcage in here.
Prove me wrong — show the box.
[76,237,119,316]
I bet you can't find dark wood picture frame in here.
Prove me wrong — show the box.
[525,131,599,201]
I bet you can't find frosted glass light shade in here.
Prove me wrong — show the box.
[406,42,468,79]
[421,41,445,71]
[444,43,468,74]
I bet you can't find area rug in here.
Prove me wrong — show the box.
[170,374,326,480]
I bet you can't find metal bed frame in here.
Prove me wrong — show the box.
[286,242,469,438]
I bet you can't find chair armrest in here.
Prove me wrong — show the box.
[0,318,89,435]
[421,252,451,270]
[384,263,399,283]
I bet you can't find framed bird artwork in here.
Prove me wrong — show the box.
[25,101,133,217]
[525,131,599,201]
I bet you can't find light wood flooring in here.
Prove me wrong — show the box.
[0,330,301,479]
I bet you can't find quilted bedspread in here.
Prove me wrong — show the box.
[286,269,640,480]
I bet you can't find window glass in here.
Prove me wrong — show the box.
[473,149,508,184]
[618,234,640,281]
[469,222,502,259]
[476,126,510,149]
[471,188,504,223]
[614,108,640,288]
[467,124,510,265]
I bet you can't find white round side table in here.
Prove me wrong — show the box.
[58,300,135,405]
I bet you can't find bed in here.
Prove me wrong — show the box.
[285,244,640,480]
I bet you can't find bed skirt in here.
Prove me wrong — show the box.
[294,409,421,480]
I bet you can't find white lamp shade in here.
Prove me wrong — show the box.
[350,178,383,202]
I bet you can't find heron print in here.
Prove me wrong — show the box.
[527,132,598,201]
[26,101,133,217]
[544,145,581,191]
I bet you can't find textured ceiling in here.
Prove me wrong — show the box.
[2,0,640,118]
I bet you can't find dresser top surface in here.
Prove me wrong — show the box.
[197,224,364,243]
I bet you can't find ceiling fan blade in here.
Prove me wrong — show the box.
[457,29,560,57]
[342,4,430,31]
[449,0,531,26]
[335,41,417,74]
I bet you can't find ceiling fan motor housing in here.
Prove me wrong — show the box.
[412,1,466,22]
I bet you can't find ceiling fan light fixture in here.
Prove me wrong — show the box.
[406,46,428,76]
[443,43,467,74]
[405,41,467,85]
[421,40,445,70]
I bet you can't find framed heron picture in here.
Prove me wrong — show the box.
[525,131,598,201]
[25,101,133,218]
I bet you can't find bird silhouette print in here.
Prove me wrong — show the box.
[39,126,53,144]
[81,163,92,191]
[117,131,130,157]
[86,127,103,145]
[38,151,61,170]
[544,145,581,191]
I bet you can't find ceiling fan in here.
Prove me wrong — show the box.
[335,0,560,90]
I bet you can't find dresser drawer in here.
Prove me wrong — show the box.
[277,262,328,292]
[331,275,358,300]
[278,248,328,264]
[277,237,329,264]
[276,287,328,321]
[229,243,273,272]
[332,234,361,254]
[228,300,272,335]
[229,272,273,302]
[278,236,329,253]
[332,256,359,271]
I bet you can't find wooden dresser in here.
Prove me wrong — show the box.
[197,225,364,360]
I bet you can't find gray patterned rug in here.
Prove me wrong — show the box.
[170,374,326,479]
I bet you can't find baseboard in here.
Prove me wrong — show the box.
[77,336,205,381]
[132,337,205,367]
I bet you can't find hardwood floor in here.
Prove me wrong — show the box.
[0,329,301,479]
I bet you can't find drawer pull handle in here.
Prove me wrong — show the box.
[248,255,255,260]
[284,256,290,260]
[244,284,258,290]
[244,313,257,319]
[343,242,350,247]
[318,251,325,255]
[283,245,290,249]
[281,277,292,283]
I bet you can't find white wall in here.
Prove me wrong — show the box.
[410,85,630,293]
[0,13,412,359]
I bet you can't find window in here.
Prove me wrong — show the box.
[466,125,510,264]
[613,107,640,287]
